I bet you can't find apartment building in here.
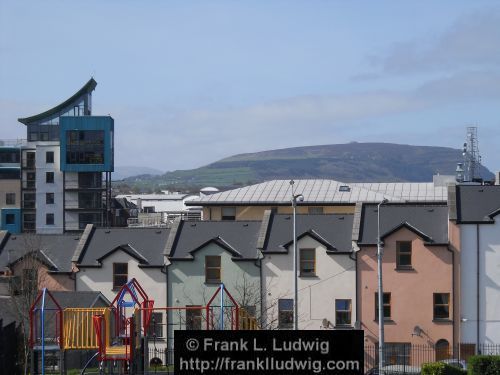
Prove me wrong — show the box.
[18,78,114,233]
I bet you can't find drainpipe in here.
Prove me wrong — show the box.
[161,264,170,363]
[476,224,480,352]
[254,251,264,328]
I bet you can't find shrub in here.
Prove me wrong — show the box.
[467,355,500,375]
[422,362,466,375]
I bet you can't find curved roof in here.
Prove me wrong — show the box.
[18,78,97,125]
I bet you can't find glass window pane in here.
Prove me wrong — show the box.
[206,256,221,267]
[279,299,293,310]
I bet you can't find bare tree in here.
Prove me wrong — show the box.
[233,272,289,330]
[7,234,47,375]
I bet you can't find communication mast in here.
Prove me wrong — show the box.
[462,126,482,182]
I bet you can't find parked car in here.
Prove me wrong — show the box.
[439,358,467,370]
[366,364,421,374]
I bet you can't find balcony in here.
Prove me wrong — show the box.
[22,180,36,189]
[22,158,36,169]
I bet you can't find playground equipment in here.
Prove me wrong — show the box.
[29,279,258,374]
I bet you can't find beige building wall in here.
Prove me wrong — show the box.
[358,227,454,353]
[0,179,21,209]
[203,205,355,220]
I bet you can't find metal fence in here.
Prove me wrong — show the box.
[364,343,500,373]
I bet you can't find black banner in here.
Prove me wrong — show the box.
[175,329,364,374]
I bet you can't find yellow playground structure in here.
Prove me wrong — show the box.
[29,279,258,374]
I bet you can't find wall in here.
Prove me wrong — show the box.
[262,235,356,330]
[358,227,454,349]
[448,221,461,346]
[460,221,500,344]
[167,242,260,344]
[11,257,73,291]
[76,251,165,308]
[35,144,64,234]
[203,205,355,221]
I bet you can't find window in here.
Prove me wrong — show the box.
[6,193,15,205]
[23,213,36,231]
[46,151,54,163]
[23,193,36,209]
[221,207,236,221]
[278,299,293,329]
[433,293,450,320]
[46,213,54,225]
[308,206,324,214]
[143,206,155,213]
[46,172,54,183]
[300,248,315,276]
[335,299,352,326]
[78,172,102,188]
[375,293,391,320]
[396,241,412,269]
[26,172,36,188]
[386,343,411,366]
[205,256,221,283]
[79,213,102,229]
[5,214,15,225]
[46,193,54,204]
[113,263,128,289]
[66,130,105,164]
[186,306,202,330]
[148,312,163,338]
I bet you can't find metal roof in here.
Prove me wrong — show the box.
[188,179,449,205]
[456,185,500,223]
[18,78,96,125]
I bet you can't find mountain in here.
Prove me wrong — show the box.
[112,166,163,181]
[117,143,494,191]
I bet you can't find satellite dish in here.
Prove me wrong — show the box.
[322,319,331,328]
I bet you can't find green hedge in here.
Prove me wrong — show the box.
[467,355,500,375]
[421,362,466,375]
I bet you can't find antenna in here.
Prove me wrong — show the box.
[462,126,482,182]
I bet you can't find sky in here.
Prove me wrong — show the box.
[1,0,499,173]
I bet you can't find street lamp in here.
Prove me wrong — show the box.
[377,198,389,372]
[290,180,303,330]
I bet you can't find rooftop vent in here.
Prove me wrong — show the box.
[339,185,350,192]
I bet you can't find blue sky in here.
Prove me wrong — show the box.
[1,0,499,174]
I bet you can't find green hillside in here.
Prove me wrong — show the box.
[115,143,494,193]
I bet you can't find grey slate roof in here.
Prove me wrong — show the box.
[0,233,79,273]
[456,185,500,223]
[47,291,111,309]
[188,179,449,205]
[0,296,17,326]
[76,227,170,267]
[357,204,449,245]
[168,221,261,260]
[0,292,110,327]
[262,214,354,253]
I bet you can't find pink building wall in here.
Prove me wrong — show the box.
[11,258,74,291]
[358,227,454,350]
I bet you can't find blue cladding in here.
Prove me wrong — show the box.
[1,208,21,233]
[60,116,114,172]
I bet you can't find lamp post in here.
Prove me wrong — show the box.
[290,180,303,330]
[377,198,388,373]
